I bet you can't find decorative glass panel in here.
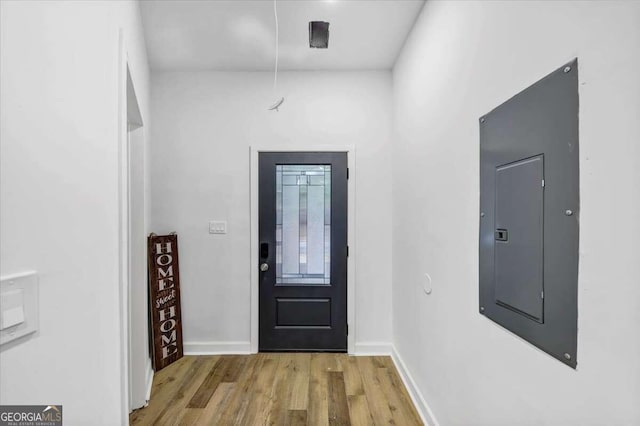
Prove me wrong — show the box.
[276,165,331,285]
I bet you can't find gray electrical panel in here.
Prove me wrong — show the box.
[479,59,579,368]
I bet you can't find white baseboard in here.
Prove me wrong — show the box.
[390,346,439,426]
[144,358,154,405]
[184,341,252,355]
[353,342,392,356]
[185,341,390,356]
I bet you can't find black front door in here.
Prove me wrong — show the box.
[259,152,348,352]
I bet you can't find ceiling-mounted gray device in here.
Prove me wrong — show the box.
[309,21,329,48]
[479,59,579,368]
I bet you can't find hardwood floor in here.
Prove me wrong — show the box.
[130,354,422,426]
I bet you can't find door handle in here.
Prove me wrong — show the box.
[260,263,269,272]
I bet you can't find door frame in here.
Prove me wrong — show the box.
[250,145,356,354]
[126,71,149,410]
[118,29,152,420]
[117,30,130,423]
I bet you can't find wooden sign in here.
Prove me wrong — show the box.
[148,233,184,371]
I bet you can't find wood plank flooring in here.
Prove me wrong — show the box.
[130,354,422,426]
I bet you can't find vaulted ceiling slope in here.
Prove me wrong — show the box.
[141,0,425,71]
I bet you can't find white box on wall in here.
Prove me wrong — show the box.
[0,271,38,346]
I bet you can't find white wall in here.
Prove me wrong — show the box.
[150,71,392,352]
[392,1,640,425]
[0,1,150,424]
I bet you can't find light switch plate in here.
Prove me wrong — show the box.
[209,221,227,234]
[1,290,25,329]
[1,271,38,346]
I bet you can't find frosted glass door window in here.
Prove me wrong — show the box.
[276,165,331,284]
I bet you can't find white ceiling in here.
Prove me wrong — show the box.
[140,0,425,71]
